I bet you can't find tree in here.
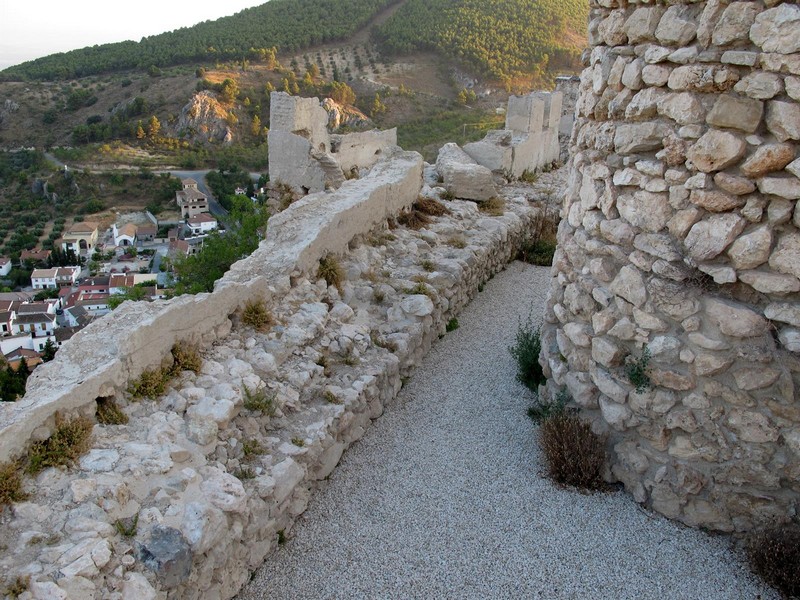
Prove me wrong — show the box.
[41,340,58,362]
[370,93,387,117]
[147,116,161,139]
[251,115,262,137]
[282,78,292,95]
[220,78,240,103]
[329,81,356,105]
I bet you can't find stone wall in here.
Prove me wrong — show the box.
[1,146,547,598]
[542,0,800,532]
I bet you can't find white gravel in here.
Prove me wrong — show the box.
[238,261,775,600]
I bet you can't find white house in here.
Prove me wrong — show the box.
[12,312,56,337]
[186,213,218,237]
[113,223,138,247]
[31,266,81,289]
[0,257,11,277]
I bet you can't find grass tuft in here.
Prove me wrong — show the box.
[540,413,607,491]
[234,466,256,480]
[405,282,434,298]
[4,576,29,598]
[26,413,93,475]
[318,256,345,292]
[446,318,459,332]
[626,348,652,393]
[242,439,265,458]
[447,236,466,249]
[440,189,456,201]
[96,397,129,425]
[509,315,544,391]
[114,514,138,538]
[747,521,800,598]
[397,208,431,231]
[415,197,450,216]
[170,343,202,375]
[518,237,557,267]
[242,300,274,332]
[519,169,539,183]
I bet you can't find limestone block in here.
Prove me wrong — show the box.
[625,88,666,120]
[788,157,800,178]
[658,93,705,125]
[332,128,398,174]
[668,65,739,93]
[614,122,670,154]
[712,2,760,46]
[726,410,779,443]
[600,396,633,430]
[642,65,672,87]
[690,190,745,213]
[697,0,727,48]
[181,501,227,554]
[436,143,496,201]
[268,130,329,194]
[592,336,625,368]
[624,6,665,44]
[617,191,672,233]
[684,212,746,260]
[769,232,800,279]
[734,72,784,100]
[703,297,769,338]
[739,271,800,294]
[609,265,647,308]
[757,177,800,200]
[768,198,795,224]
[633,233,681,262]
[764,302,800,327]
[122,573,157,600]
[714,173,755,195]
[750,4,800,54]
[599,10,628,47]
[655,5,699,46]
[622,58,644,90]
[687,130,746,173]
[766,101,800,142]
[741,144,796,178]
[734,368,781,391]
[706,95,763,134]
[463,131,513,174]
[505,94,545,134]
[272,457,305,504]
[779,328,800,352]
[200,468,247,513]
[727,226,772,270]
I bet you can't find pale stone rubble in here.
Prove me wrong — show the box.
[0,158,545,597]
[543,0,800,532]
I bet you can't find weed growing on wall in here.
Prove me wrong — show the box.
[318,256,344,292]
[26,414,93,475]
[242,299,274,332]
[626,348,652,393]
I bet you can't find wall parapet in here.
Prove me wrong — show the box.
[542,0,800,532]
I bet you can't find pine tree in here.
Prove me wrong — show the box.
[251,115,262,137]
[147,115,161,139]
[42,340,57,362]
[136,121,146,139]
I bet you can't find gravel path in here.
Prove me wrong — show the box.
[238,261,775,600]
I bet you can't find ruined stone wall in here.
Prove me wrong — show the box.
[542,0,800,532]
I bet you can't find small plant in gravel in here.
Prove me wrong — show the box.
[291,437,305,447]
[746,521,800,598]
[4,575,29,598]
[405,282,433,298]
[440,189,456,201]
[479,197,505,216]
[397,208,431,230]
[527,389,571,424]
[242,383,276,415]
[421,260,435,272]
[509,314,544,391]
[447,236,466,249]
[341,351,359,367]
[242,439,265,458]
[114,514,138,538]
[96,397,129,425]
[0,461,26,506]
[540,412,607,491]
[277,530,287,545]
[415,197,450,216]
[626,348,652,393]
[318,255,344,292]
[242,299,273,331]
[26,413,93,475]
[446,318,459,332]
[324,390,342,405]
[519,169,539,183]
[234,466,256,480]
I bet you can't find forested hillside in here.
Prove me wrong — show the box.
[1,0,399,81]
[374,0,588,83]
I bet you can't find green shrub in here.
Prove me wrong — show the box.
[421,260,435,272]
[509,315,544,391]
[446,318,459,332]
[519,170,539,183]
[626,348,652,393]
[234,466,256,480]
[26,414,93,475]
[747,522,800,599]
[242,299,273,331]
[440,189,456,201]
[170,343,202,375]
[318,256,344,291]
[527,389,570,424]
[519,238,557,267]
[96,397,129,425]
[242,439,265,458]
[114,514,138,537]
[242,383,276,414]
[128,367,169,399]
[540,413,607,491]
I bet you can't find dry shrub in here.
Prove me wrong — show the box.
[171,343,202,375]
[540,414,607,491]
[415,197,450,216]
[479,197,505,216]
[318,255,344,291]
[242,299,273,331]
[26,413,93,475]
[397,208,431,230]
[0,461,26,506]
[128,367,168,399]
[747,522,800,598]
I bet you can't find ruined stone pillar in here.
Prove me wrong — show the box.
[542,0,800,532]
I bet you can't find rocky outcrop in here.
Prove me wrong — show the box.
[321,98,371,130]
[542,0,800,533]
[172,92,234,145]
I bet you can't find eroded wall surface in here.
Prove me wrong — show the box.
[542,0,800,532]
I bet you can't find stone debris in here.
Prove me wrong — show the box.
[542,0,800,534]
[435,143,497,201]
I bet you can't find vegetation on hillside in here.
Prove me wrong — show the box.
[1,0,399,81]
[374,0,588,84]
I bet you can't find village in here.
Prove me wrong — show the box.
[0,177,229,381]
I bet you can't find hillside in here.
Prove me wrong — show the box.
[374,0,588,84]
[0,0,400,81]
